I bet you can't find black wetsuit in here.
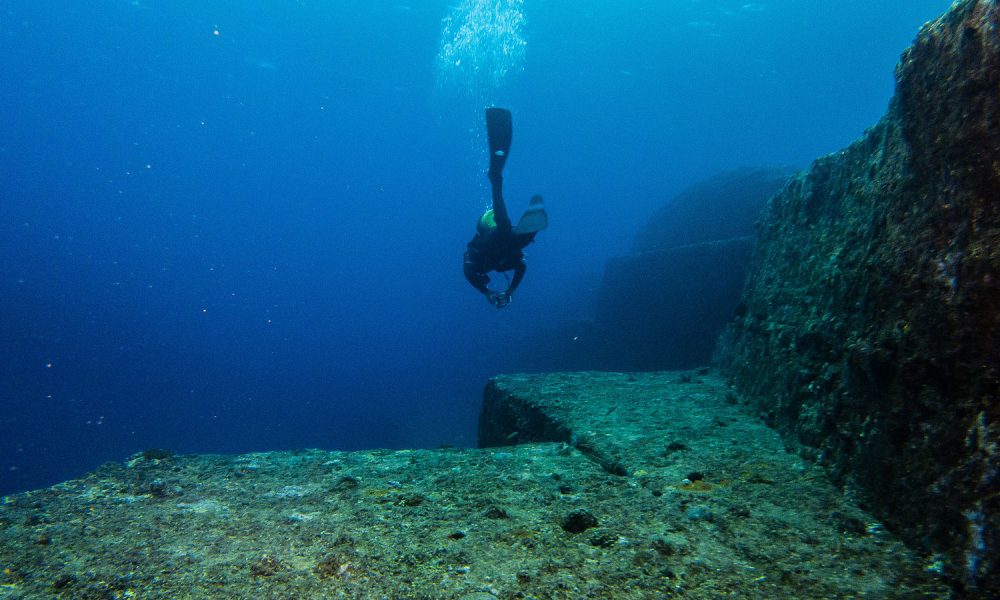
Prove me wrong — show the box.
[463,171,536,296]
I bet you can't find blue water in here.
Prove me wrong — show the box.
[0,0,950,497]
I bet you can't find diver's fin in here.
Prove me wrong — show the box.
[486,107,512,176]
[514,195,548,234]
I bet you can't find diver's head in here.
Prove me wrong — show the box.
[477,209,496,234]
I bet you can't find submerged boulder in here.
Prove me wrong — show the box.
[716,0,999,593]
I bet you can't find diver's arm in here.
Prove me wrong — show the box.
[464,256,491,295]
[506,259,526,295]
[489,171,513,233]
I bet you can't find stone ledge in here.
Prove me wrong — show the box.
[0,370,950,598]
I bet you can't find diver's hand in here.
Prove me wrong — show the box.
[487,291,511,309]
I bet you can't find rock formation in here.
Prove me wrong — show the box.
[0,372,949,598]
[514,169,791,374]
[716,0,999,593]
[595,168,793,371]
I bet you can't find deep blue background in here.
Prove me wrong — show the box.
[1,0,949,496]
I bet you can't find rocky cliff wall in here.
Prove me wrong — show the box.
[716,0,999,593]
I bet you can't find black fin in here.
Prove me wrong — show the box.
[486,107,512,177]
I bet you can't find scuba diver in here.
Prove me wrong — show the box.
[464,108,548,309]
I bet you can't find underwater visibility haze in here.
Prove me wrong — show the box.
[1,0,951,497]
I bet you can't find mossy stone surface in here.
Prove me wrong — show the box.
[716,0,999,593]
[1,371,947,598]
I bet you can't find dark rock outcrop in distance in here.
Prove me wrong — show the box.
[594,168,795,371]
[716,0,999,594]
[594,236,756,370]
[631,167,796,255]
[512,168,792,374]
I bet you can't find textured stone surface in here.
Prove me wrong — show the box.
[716,0,998,593]
[478,370,946,597]
[0,372,949,598]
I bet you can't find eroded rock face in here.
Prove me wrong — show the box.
[716,0,998,593]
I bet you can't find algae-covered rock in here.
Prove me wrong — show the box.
[716,0,999,593]
[0,371,948,598]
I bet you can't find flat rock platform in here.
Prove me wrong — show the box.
[0,371,947,598]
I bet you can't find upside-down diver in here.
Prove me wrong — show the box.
[463,108,548,309]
